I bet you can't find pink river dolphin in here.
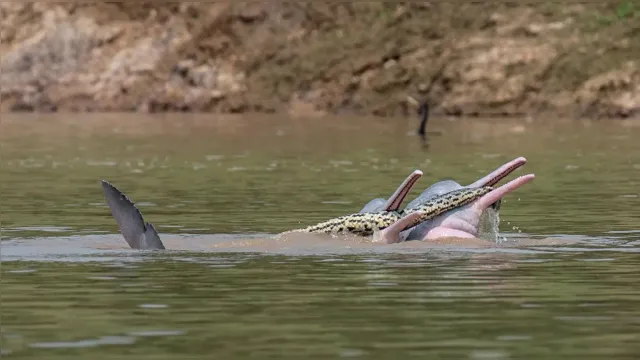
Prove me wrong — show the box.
[100,157,534,249]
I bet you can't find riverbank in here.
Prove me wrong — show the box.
[1,2,639,119]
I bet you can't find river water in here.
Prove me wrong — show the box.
[2,113,639,359]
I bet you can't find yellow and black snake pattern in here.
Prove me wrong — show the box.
[283,186,492,237]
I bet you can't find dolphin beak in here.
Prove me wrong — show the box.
[474,174,535,210]
[381,169,423,211]
[467,157,527,188]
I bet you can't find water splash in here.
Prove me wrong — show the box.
[478,208,501,243]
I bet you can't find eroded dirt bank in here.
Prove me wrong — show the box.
[1,2,639,119]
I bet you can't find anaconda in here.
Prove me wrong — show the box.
[356,157,534,243]
[283,186,493,237]
[361,157,527,214]
[98,161,540,250]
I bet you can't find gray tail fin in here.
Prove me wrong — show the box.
[100,180,165,250]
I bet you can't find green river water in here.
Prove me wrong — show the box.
[1,113,639,359]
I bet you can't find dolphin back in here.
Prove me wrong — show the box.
[101,180,165,250]
[359,198,387,213]
[405,180,462,209]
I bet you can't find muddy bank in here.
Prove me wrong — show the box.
[1,2,639,119]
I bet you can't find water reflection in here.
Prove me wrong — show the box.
[1,114,640,359]
[3,249,640,358]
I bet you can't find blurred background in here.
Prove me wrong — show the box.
[2,2,640,360]
[1,2,638,117]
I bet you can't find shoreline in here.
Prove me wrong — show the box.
[2,3,639,120]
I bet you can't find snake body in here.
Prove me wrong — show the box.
[284,186,492,237]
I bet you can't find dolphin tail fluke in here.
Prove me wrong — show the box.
[141,222,163,250]
[100,180,165,250]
